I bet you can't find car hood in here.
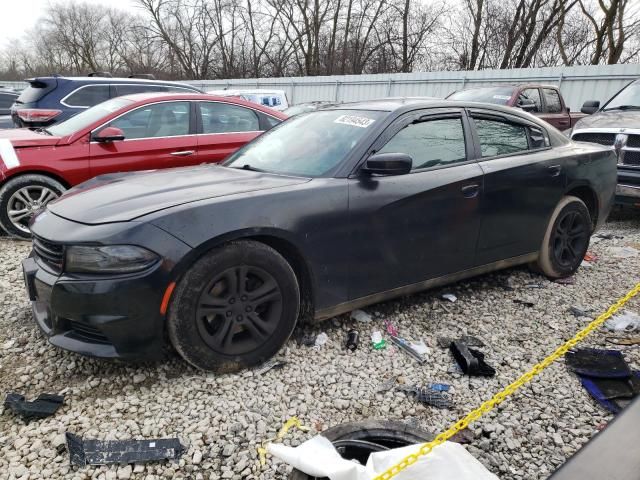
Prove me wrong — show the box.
[0,128,62,147]
[47,165,311,224]
[574,110,640,131]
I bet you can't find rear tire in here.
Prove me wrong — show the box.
[167,240,300,372]
[0,174,65,239]
[536,196,591,279]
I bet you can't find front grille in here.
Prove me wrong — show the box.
[65,320,111,345]
[32,236,64,273]
[626,135,640,148]
[572,132,616,146]
[622,151,640,166]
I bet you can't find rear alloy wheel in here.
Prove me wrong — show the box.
[537,195,591,278]
[168,240,300,372]
[0,175,65,239]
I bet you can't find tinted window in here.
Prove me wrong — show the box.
[17,83,55,104]
[262,114,281,129]
[48,97,133,137]
[520,88,541,112]
[379,118,467,170]
[225,110,383,177]
[448,86,515,105]
[65,85,110,107]
[200,102,259,133]
[474,118,529,157]
[115,84,168,96]
[0,93,17,109]
[108,101,190,139]
[529,126,547,149]
[603,80,640,111]
[543,88,562,113]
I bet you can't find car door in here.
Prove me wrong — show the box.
[541,88,570,130]
[347,109,484,300]
[89,101,198,177]
[196,101,267,163]
[470,109,566,265]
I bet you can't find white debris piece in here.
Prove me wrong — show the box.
[350,309,373,323]
[268,435,498,480]
[605,311,640,332]
[441,293,457,303]
[314,332,329,347]
[410,340,430,356]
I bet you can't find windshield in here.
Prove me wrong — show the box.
[225,109,384,177]
[47,97,134,136]
[448,86,516,105]
[603,81,640,111]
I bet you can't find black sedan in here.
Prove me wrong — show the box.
[24,99,617,372]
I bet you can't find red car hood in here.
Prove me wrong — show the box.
[0,129,63,147]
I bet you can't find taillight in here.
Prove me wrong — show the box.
[16,109,62,123]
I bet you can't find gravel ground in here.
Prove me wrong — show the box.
[0,209,639,480]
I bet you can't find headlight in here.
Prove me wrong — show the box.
[65,245,159,274]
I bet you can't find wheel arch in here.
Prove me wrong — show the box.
[0,170,72,190]
[565,183,598,230]
[168,228,316,322]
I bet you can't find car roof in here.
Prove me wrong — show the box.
[27,76,196,86]
[117,92,288,117]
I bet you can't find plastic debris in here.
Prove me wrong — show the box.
[441,293,457,303]
[513,299,535,307]
[258,416,309,466]
[584,252,598,262]
[350,309,372,323]
[605,312,640,332]
[371,331,386,350]
[314,332,329,347]
[384,320,398,337]
[397,385,452,408]
[555,276,576,285]
[389,335,426,364]
[4,393,64,421]
[429,383,451,392]
[254,358,287,375]
[346,329,359,351]
[450,341,496,377]
[410,340,430,356]
[609,246,639,259]
[566,348,631,378]
[268,435,499,480]
[66,433,185,466]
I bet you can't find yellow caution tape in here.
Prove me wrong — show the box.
[258,416,310,466]
[372,281,640,480]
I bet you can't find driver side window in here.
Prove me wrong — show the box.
[378,117,467,171]
[108,102,190,139]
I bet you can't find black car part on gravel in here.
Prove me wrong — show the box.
[4,392,64,421]
[289,420,434,480]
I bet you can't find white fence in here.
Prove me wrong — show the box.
[187,63,640,112]
[3,63,639,111]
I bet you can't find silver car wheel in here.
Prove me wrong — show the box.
[7,186,59,234]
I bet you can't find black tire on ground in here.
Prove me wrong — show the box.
[0,174,66,239]
[289,420,434,480]
[536,195,592,279]
[167,240,300,372]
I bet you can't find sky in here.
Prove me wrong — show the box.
[0,0,139,47]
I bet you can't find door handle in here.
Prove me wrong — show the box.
[170,150,195,157]
[461,184,480,198]
[548,165,561,177]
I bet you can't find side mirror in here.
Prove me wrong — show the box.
[362,152,412,176]
[94,126,125,142]
[518,98,537,112]
[581,100,600,115]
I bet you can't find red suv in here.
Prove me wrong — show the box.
[0,93,286,237]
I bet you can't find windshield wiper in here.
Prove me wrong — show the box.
[603,105,640,111]
[233,164,265,172]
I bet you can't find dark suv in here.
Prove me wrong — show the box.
[10,74,202,128]
[0,89,19,129]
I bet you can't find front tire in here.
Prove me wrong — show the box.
[167,240,300,372]
[0,175,65,239]
[537,196,591,279]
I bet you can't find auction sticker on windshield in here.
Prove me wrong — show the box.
[493,95,512,101]
[334,115,375,128]
[0,139,20,169]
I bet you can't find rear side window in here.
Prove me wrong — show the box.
[200,102,260,133]
[474,118,529,157]
[64,85,110,107]
[379,117,467,170]
[543,89,562,113]
[0,93,17,109]
[114,84,168,96]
